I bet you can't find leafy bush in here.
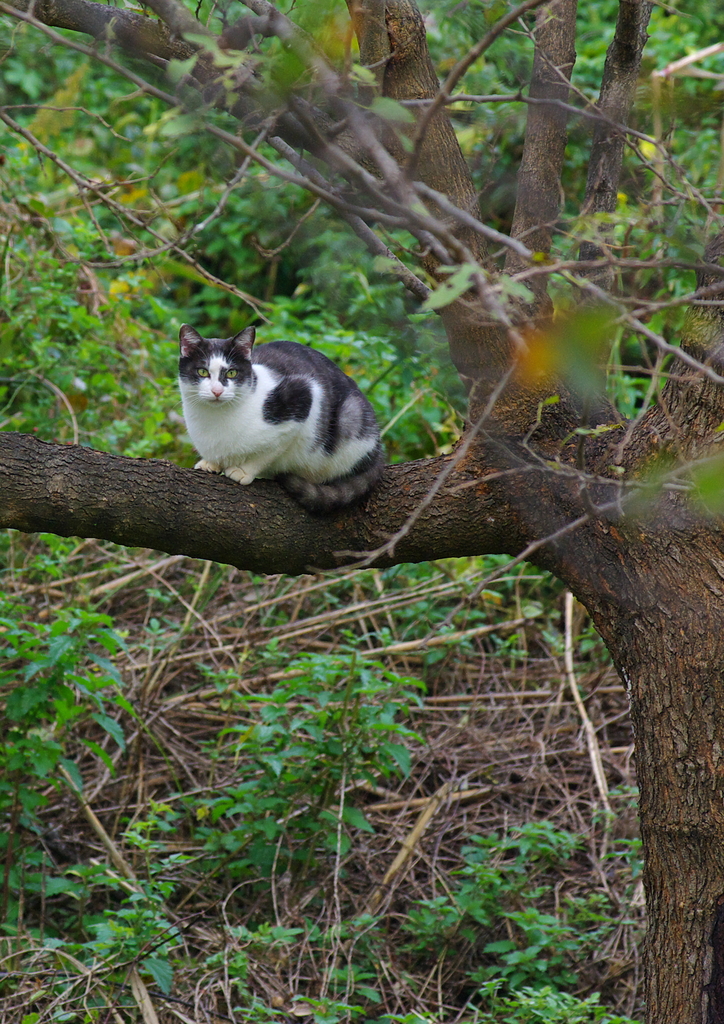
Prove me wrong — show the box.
[402,823,584,995]
[475,983,640,1024]
[197,652,423,873]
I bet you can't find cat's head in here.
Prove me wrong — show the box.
[178,325,256,404]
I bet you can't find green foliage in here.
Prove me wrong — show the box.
[402,824,583,995]
[82,873,180,995]
[198,652,423,872]
[0,597,125,781]
[475,983,640,1024]
[0,529,643,1020]
[0,595,130,933]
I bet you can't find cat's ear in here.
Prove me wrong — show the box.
[179,324,204,357]
[231,326,256,361]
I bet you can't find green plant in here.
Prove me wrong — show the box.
[82,871,180,995]
[475,983,640,1024]
[0,598,130,931]
[197,652,423,875]
[402,823,583,993]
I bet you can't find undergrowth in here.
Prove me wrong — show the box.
[0,532,644,1024]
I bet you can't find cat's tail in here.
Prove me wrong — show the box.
[276,449,385,514]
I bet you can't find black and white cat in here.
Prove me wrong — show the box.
[178,325,384,513]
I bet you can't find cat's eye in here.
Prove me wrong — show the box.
[226,369,238,379]
[197,368,210,378]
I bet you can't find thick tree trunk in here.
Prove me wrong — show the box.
[607,563,724,1023]
[539,504,724,1023]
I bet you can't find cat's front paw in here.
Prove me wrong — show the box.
[224,466,256,485]
[195,459,222,473]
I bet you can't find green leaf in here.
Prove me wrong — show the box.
[0,322,18,360]
[92,712,126,751]
[143,956,173,995]
[484,938,517,953]
[350,64,378,86]
[166,57,199,84]
[356,986,381,1002]
[113,694,137,717]
[80,737,116,773]
[44,876,79,896]
[6,682,48,720]
[342,805,375,833]
[369,96,415,124]
[89,654,123,684]
[381,741,411,777]
[160,113,200,138]
[498,275,535,304]
[421,263,479,311]
[692,453,724,514]
[59,757,83,793]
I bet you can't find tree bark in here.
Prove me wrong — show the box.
[579,0,653,284]
[0,434,517,573]
[507,0,578,281]
[558,522,724,1024]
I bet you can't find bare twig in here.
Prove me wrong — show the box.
[564,591,611,812]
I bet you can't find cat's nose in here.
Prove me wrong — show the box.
[211,384,224,398]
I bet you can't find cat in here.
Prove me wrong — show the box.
[178,324,384,513]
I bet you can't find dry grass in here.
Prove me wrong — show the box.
[0,534,644,1023]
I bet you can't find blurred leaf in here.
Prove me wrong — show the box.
[342,805,375,833]
[421,263,479,311]
[370,96,416,124]
[692,452,724,514]
[59,757,84,793]
[92,712,126,750]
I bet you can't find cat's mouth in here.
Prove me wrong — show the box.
[197,390,230,404]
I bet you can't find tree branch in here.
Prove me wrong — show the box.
[7,0,198,63]
[506,0,579,288]
[579,0,653,281]
[0,435,518,574]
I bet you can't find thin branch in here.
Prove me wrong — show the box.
[406,91,659,147]
[268,136,431,302]
[559,268,724,385]
[564,591,611,812]
[414,182,533,262]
